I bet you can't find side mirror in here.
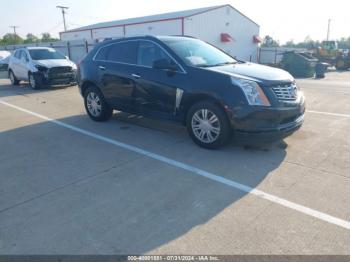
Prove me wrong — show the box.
[65,56,69,60]
[153,58,178,71]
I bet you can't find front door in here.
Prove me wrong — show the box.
[132,41,187,118]
[17,50,29,80]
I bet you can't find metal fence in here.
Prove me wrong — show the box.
[0,39,98,63]
[258,47,307,65]
[1,42,309,66]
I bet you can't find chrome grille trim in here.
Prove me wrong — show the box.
[271,83,298,101]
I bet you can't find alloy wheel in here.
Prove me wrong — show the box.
[191,109,221,143]
[86,92,102,117]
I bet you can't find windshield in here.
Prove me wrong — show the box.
[162,38,237,67]
[29,49,66,60]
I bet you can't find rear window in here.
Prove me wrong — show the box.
[95,41,138,64]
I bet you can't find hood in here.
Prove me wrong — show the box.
[34,59,76,69]
[207,62,294,82]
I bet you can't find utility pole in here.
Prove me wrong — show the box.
[9,26,19,44]
[56,6,69,32]
[327,19,331,41]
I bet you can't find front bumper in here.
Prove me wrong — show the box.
[34,70,77,86]
[231,100,305,141]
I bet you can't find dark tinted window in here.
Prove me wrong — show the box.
[96,41,138,64]
[28,49,66,60]
[137,41,172,67]
[95,46,109,61]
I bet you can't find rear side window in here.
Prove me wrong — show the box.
[137,41,172,67]
[95,41,138,64]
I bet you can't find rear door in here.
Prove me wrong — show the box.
[10,50,22,78]
[95,41,138,110]
[133,40,187,118]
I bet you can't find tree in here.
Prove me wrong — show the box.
[338,37,350,50]
[41,33,58,42]
[261,35,279,47]
[0,33,23,45]
[24,33,39,44]
[284,39,296,48]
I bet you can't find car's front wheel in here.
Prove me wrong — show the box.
[186,100,231,149]
[28,72,42,90]
[9,70,19,85]
[84,86,113,122]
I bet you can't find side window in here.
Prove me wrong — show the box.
[20,51,28,61]
[137,41,173,67]
[107,41,138,64]
[14,50,21,59]
[95,46,110,61]
[95,42,138,64]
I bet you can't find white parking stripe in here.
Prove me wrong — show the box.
[1,99,350,230]
[307,110,350,118]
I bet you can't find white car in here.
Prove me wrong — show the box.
[8,47,77,89]
[0,51,11,71]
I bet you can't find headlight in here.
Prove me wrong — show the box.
[35,65,48,72]
[231,77,271,106]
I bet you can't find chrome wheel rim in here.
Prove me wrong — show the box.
[191,109,221,144]
[29,74,36,88]
[86,92,102,117]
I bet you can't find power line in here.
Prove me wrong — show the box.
[56,5,69,32]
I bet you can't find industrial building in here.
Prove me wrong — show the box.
[60,5,261,61]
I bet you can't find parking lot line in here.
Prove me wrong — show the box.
[307,110,350,118]
[1,99,350,230]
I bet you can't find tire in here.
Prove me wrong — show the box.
[336,59,348,70]
[186,100,231,149]
[9,70,19,85]
[28,72,42,90]
[84,86,113,122]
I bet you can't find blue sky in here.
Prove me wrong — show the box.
[0,0,349,43]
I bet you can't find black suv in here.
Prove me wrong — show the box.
[78,36,305,149]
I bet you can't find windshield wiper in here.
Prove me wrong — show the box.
[196,61,237,68]
[211,61,237,67]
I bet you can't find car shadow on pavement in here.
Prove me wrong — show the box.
[0,111,288,254]
[0,80,74,98]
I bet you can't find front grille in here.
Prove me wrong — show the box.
[49,66,72,74]
[271,83,298,101]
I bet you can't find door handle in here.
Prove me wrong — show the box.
[99,66,106,70]
[131,74,141,79]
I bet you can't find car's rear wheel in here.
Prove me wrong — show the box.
[186,100,231,149]
[28,72,42,90]
[84,86,113,122]
[9,70,19,85]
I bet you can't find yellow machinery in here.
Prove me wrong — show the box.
[313,41,350,70]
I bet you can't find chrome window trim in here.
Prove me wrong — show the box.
[174,88,184,115]
[92,39,187,74]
